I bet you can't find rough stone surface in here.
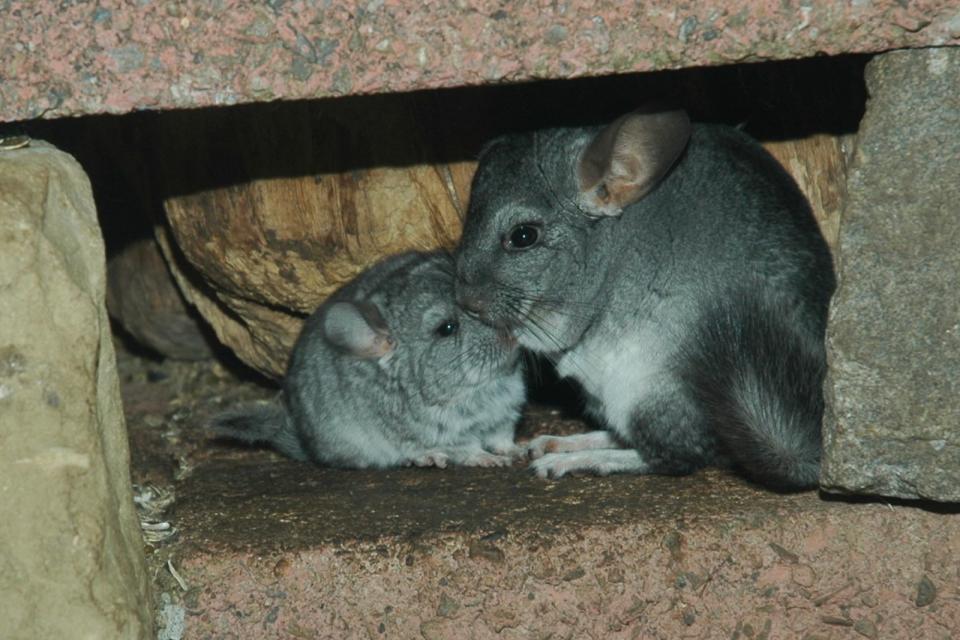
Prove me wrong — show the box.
[822,47,960,502]
[2,1,959,122]
[0,142,153,639]
[168,460,960,639]
[117,317,958,640]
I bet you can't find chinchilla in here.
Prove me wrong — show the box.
[213,251,526,469]
[454,106,835,490]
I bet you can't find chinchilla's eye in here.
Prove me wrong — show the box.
[503,223,542,250]
[434,319,459,338]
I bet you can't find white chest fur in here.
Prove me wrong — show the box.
[556,327,668,438]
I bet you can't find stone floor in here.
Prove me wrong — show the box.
[118,341,960,640]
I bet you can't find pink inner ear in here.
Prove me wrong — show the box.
[577,107,692,214]
[323,301,395,359]
[363,332,395,359]
[608,148,644,185]
[577,118,622,193]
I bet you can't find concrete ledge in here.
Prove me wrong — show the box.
[168,459,960,639]
[3,1,959,122]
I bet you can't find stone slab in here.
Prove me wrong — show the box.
[119,335,960,639]
[2,1,959,122]
[822,48,960,502]
[163,458,960,639]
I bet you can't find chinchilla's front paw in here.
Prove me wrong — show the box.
[529,452,580,479]
[459,450,515,468]
[484,441,527,462]
[526,430,619,460]
[410,448,513,468]
[529,449,650,479]
[526,435,569,460]
[409,450,451,469]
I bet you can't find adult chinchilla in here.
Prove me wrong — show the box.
[454,107,835,490]
[213,251,526,469]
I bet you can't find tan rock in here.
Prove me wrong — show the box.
[0,141,153,639]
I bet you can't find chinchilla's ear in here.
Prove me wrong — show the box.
[576,106,691,217]
[322,301,395,359]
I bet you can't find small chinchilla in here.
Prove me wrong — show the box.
[213,251,526,469]
[455,106,836,490]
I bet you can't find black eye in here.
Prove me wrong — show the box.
[504,223,541,250]
[434,319,459,338]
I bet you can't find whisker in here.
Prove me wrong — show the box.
[517,306,568,355]
[525,307,602,380]
[445,342,483,371]
[456,271,615,382]
[493,279,609,323]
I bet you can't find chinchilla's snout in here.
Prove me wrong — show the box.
[454,267,493,321]
[455,285,489,320]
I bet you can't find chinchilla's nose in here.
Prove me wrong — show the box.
[454,260,492,318]
[457,291,487,317]
[455,281,489,318]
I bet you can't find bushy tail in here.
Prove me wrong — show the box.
[681,290,826,491]
[210,398,308,462]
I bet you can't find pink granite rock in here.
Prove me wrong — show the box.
[2,1,959,122]
[165,461,960,640]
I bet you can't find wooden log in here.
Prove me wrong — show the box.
[763,133,848,249]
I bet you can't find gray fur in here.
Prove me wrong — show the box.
[455,110,835,489]
[213,251,526,469]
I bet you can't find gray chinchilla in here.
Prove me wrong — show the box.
[213,251,526,469]
[455,106,835,490]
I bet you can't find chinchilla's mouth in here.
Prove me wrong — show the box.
[473,297,541,346]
